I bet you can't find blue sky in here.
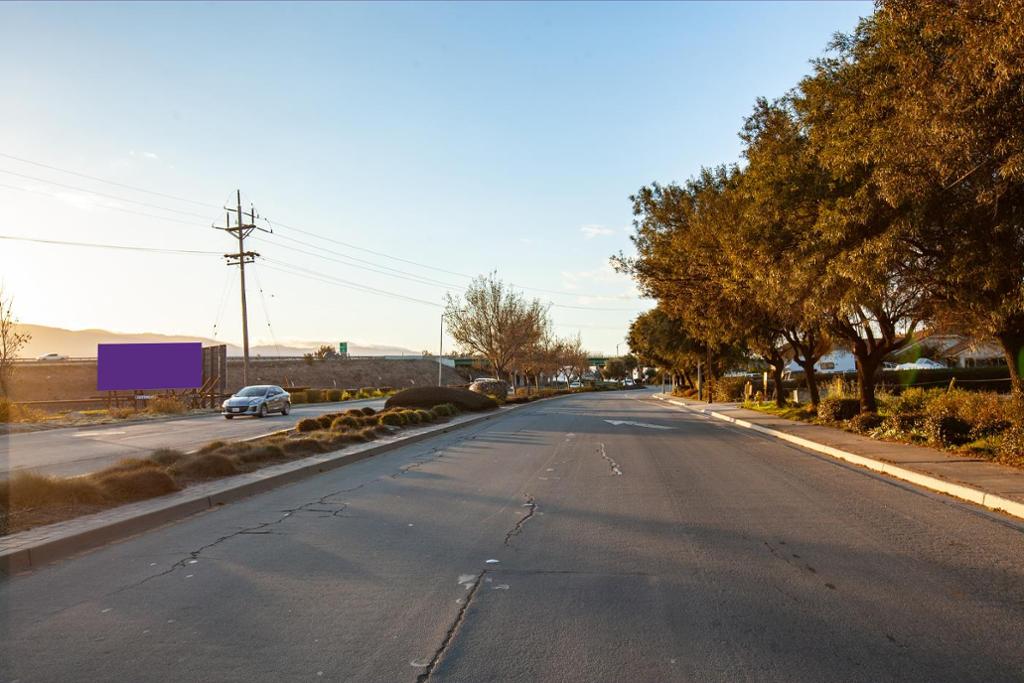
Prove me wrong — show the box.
[0,1,870,355]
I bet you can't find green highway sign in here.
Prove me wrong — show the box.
[339,342,348,355]
[588,357,608,367]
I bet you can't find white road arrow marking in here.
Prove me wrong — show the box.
[603,420,673,430]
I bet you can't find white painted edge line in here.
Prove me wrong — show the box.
[652,394,1024,522]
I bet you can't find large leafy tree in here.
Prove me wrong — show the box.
[803,1,1024,392]
[734,97,832,406]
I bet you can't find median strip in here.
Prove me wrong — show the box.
[653,394,1024,522]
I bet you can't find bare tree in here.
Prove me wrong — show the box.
[0,287,30,397]
[444,275,549,379]
[556,334,589,387]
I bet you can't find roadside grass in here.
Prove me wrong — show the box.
[741,389,1024,469]
[0,385,612,536]
[0,404,455,536]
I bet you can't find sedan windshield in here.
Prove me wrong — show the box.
[235,387,268,397]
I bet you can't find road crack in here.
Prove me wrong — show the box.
[503,496,537,546]
[415,570,487,682]
[598,442,622,476]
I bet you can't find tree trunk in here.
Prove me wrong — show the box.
[795,360,821,407]
[771,363,785,408]
[996,332,1024,395]
[854,354,881,413]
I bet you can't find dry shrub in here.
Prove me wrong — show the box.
[305,389,324,403]
[1,472,107,510]
[150,448,186,466]
[282,438,323,456]
[296,418,321,433]
[169,453,239,480]
[332,415,361,430]
[147,397,187,415]
[98,458,161,476]
[374,424,391,434]
[817,397,861,422]
[360,407,376,416]
[198,440,227,454]
[109,406,139,419]
[386,386,497,412]
[235,444,285,464]
[93,468,179,502]
[327,389,343,402]
[317,414,338,429]
[847,412,884,434]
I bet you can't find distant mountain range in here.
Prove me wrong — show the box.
[15,324,419,358]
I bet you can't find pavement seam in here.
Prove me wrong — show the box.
[652,395,1024,522]
[415,569,487,682]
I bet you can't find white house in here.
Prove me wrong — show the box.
[786,348,857,375]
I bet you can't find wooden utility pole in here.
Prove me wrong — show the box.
[215,190,270,386]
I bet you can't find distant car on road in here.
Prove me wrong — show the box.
[222,385,291,419]
[474,377,501,383]
[895,358,947,371]
[569,381,583,389]
[36,352,68,362]
[621,378,635,387]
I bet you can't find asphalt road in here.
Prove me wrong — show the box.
[0,398,385,478]
[3,389,1023,682]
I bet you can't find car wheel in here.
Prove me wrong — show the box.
[224,415,233,420]
[282,402,291,416]
[258,404,267,418]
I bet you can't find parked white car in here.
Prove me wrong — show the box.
[895,358,947,371]
[36,352,68,362]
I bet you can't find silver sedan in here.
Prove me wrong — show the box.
[221,385,292,419]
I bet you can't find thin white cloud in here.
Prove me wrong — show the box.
[143,152,159,160]
[580,224,615,239]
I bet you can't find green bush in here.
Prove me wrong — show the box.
[415,409,433,423]
[0,397,10,423]
[403,409,422,424]
[296,418,321,432]
[998,426,1024,466]
[848,412,884,434]
[331,415,361,430]
[817,397,861,422]
[289,390,307,404]
[327,389,343,402]
[378,411,406,426]
[881,412,923,434]
[884,387,929,414]
[305,388,324,403]
[431,403,456,417]
[712,376,749,403]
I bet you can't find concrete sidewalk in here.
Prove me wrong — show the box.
[654,395,1024,521]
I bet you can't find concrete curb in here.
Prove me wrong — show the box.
[653,394,1024,522]
[1,401,540,576]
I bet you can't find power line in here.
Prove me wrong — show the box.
[0,168,215,219]
[251,232,462,291]
[265,216,636,300]
[0,151,221,209]
[0,181,209,228]
[262,258,443,308]
[0,151,641,306]
[0,234,221,255]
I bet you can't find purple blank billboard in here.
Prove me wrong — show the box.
[97,343,203,391]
